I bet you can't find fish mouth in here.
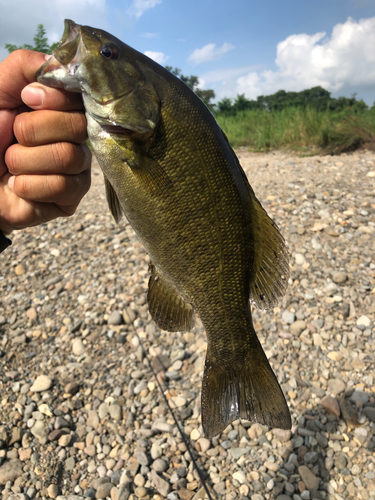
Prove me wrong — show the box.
[89,112,142,137]
[36,19,86,92]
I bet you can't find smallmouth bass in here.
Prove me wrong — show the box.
[37,20,291,437]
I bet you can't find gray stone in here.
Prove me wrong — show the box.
[213,482,226,495]
[331,271,347,284]
[98,403,109,420]
[150,470,171,497]
[363,407,375,423]
[282,311,296,324]
[229,448,248,459]
[95,482,114,499]
[152,458,168,473]
[298,465,320,490]
[30,421,48,441]
[65,456,75,471]
[108,404,122,421]
[87,410,99,429]
[335,454,347,469]
[55,416,70,429]
[0,459,23,485]
[350,390,369,405]
[134,451,149,465]
[327,378,346,395]
[108,311,123,326]
[304,451,318,464]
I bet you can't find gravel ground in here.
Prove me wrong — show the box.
[0,150,375,500]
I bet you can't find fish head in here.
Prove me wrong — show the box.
[37,19,160,136]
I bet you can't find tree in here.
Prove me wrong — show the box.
[5,24,58,55]
[166,66,216,110]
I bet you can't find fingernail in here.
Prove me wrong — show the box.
[21,85,45,108]
[8,176,15,190]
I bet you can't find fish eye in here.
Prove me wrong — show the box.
[100,43,119,60]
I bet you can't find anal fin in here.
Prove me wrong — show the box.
[147,264,195,332]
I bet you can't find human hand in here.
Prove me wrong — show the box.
[0,49,91,235]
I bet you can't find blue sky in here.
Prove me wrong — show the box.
[1,0,375,104]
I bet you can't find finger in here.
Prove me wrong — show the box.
[21,83,84,112]
[0,109,17,156]
[8,169,91,209]
[0,184,66,232]
[13,110,88,147]
[6,142,91,176]
[0,50,50,108]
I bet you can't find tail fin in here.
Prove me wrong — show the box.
[201,332,291,438]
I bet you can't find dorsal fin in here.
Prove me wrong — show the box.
[220,129,289,310]
[249,195,289,309]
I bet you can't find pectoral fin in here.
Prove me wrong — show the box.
[148,264,195,332]
[104,176,123,223]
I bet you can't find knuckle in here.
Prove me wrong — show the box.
[5,144,21,174]
[14,175,31,198]
[51,142,77,171]
[64,112,88,143]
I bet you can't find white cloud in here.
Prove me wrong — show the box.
[188,42,235,65]
[144,51,168,65]
[232,16,375,100]
[141,32,158,38]
[127,0,162,19]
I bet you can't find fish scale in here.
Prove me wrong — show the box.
[37,19,291,437]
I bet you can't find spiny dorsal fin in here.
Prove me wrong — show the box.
[104,176,123,223]
[220,129,289,310]
[147,263,195,332]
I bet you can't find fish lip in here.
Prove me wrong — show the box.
[89,112,136,136]
[59,19,80,48]
[36,20,86,91]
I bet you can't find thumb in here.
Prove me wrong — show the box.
[21,82,84,111]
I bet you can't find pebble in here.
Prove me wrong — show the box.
[331,271,347,284]
[30,375,52,392]
[327,378,346,395]
[1,152,375,499]
[14,264,26,275]
[298,465,320,490]
[290,320,306,335]
[319,395,340,417]
[95,482,114,499]
[108,311,123,325]
[282,310,296,324]
[0,459,23,485]
[150,470,171,497]
[72,338,86,356]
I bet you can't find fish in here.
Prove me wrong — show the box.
[37,20,291,437]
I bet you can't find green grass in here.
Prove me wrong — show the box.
[215,107,375,154]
